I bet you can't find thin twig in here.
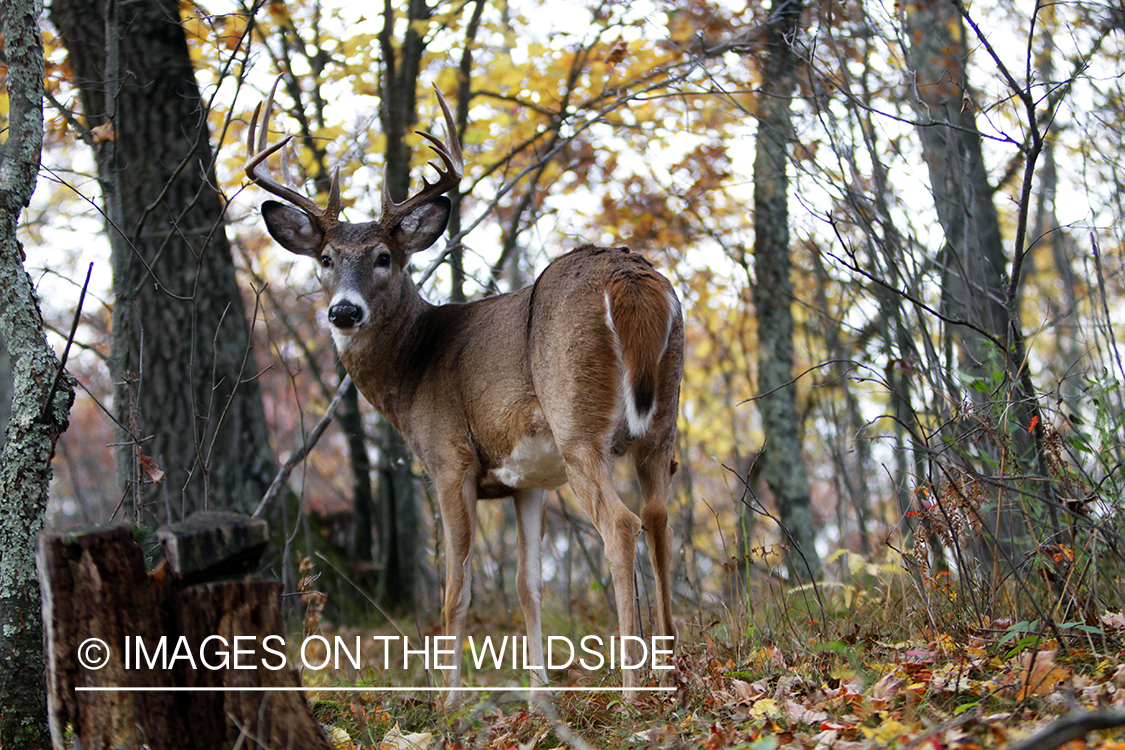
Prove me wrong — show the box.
[252,374,353,518]
[41,262,93,421]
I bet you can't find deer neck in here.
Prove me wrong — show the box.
[335,276,433,430]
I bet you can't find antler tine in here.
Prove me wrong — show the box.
[244,76,340,227]
[381,86,464,227]
[429,84,464,178]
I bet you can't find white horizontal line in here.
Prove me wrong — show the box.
[75,686,675,693]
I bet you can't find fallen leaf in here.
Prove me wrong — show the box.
[871,669,906,707]
[1101,611,1125,630]
[379,723,432,750]
[1015,650,1070,700]
[785,700,829,724]
[749,697,783,721]
[329,726,354,749]
[731,678,765,702]
[860,717,910,744]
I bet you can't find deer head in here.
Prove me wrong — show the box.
[245,80,463,338]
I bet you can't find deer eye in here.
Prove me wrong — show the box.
[319,254,332,268]
[376,252,392,268]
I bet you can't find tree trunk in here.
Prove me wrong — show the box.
[51,0,277,523]
[902,0,1037,561]
[750,0,821,581]
[0,1,75,743]
[38,519,332,750]
[375,418,421,605]
[902,0,1010,367]
[367,0,435,609]
[337,368,375,561]
[1029,3,1082,414]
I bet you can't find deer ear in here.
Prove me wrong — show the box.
[391,197,451,255]
[262,200,325,256]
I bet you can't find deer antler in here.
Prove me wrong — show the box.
[245,77,342,228]
[380,86,464,229]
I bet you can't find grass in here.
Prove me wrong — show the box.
[292,548,1125,748]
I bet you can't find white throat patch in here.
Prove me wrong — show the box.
[330,326,354,354]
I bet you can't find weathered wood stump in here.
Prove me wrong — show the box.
[37,514,331,750]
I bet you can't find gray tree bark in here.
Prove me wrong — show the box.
[902,0,1041,559]
[51,0,277,522]
[903,0,1010,367]
[365,0,440,609]
[0,0,75,742]
[751,0,821,581]
[0,333,12,433]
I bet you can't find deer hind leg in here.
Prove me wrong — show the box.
[560,445,644,699]
[634,441,677,654]
[438,473,477,709]
[513,489,549,706]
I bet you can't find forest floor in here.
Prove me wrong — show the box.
[297,573,1125,750]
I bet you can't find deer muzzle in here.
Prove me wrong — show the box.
[328,300,363,329]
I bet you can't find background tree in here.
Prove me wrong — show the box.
[51,0,277,522]
[750,0,821,581]
[0,0,74,742]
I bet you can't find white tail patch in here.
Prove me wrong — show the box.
[604,292,658,438]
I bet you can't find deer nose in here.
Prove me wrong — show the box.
[328,301,362,329]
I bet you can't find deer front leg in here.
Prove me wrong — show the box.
[438,474,476,709]
[513,490,548,701]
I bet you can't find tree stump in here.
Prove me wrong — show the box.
[37,515,331,750]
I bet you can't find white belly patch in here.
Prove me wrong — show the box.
[488,432,568,491]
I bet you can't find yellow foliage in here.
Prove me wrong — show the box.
[350,76,380,98]
[748,697,782,721]
[0,92,8,145]
[267,1,289,24]
[860,718,910,744]
[339,33,378,61]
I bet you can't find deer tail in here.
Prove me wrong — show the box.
[605,265,679,437]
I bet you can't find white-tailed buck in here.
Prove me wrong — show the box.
[246,83,684,702]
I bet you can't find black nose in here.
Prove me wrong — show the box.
[328,301,362,329]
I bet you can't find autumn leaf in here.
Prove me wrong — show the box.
[785,700,829,725]
[138,452,165,485]
[1015,650,1070,701]
[605,38,628,68]
[328,725,354,750]
[1101,611,1125,631]
[267,0,289,22]
[730,678,766,703]
[378,723,431,750]
[870,669,906,709]
[90,121,116,144]
[748,697,782,721]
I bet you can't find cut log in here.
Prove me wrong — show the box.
[157,511,268,581]
[37,515,332,750]
[38,523,182,749]
[173,579,331,749]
